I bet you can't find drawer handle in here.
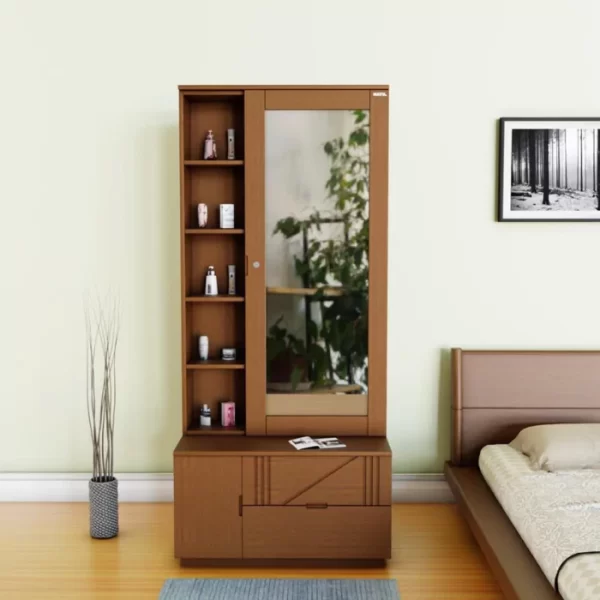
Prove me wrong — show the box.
[306,503,328,509]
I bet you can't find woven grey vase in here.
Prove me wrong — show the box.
[89,477,119,539]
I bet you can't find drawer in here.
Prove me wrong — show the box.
[243,455,391,506]
[243,506,391,559]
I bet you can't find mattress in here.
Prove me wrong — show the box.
[480,444,600,600]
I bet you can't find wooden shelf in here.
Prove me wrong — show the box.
[186,425,246,436]
[267,286,344,297]
[185,229,244,235]
[186,296,245,303]
[184,160,244,167]
[267,383,362,394]
[187,360,245,370]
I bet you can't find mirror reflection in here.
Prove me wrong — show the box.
[265,110,370,396]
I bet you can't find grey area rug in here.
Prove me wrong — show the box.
[159,579,399,599]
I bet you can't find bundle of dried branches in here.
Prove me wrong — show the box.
[85,298,120,482]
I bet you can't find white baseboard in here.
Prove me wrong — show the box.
[0,473,453,503]
[0,473,174,503]
[392,474,454,503]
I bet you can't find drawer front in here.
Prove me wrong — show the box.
[243,506,391,559]
[242,455,391,506]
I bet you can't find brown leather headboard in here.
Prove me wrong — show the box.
[451,348,600,466]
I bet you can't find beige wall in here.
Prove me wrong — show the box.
[1,0,599,473]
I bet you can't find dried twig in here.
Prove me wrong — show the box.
[85,297,119,482]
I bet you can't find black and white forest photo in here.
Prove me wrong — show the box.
[499,119,600,221]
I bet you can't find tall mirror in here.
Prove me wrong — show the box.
[265,110,370,411]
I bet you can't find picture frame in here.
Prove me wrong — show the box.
[498,118,600,221]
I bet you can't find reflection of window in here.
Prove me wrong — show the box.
[266,110,370,394]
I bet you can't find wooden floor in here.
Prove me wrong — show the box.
[0,503,503,599]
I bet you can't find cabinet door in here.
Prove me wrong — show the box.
[174,456,242,558]
[245,89,389,437]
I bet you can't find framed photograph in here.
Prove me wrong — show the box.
[498,118,600,221]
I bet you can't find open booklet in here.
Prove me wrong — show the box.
[289,436,347,450]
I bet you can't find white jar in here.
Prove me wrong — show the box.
[199,336,209,361]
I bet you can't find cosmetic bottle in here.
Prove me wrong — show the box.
[200,404,211,427]
[204,266,218,296]
[203,130,217,160]
[199,336,209,361]
[197,203,208,228]
[227,129,235,160]
[227,265,236,295]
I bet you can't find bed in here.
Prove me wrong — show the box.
[444,349,600,600]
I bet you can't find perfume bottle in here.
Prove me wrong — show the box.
[204,266,218,296]
[203,130,217,160]
[200,404,211,427]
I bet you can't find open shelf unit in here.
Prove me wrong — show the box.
[180,91,246,435]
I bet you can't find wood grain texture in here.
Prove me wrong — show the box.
[266,416,368,436]
[244,90,266,435]
[265,89,370,110]
[186,360,245,370]
[268,456,355,505]
[368,90,389,436]
[446,464,557,600]
[174,457,242,559]
[242,507,391,559]
[378,456,392,506]
[0,503,502,600]
[452,348,463,464]
[289,457,366,506]
[179,92,189,433]
[185,228,245,235]
[184,160,244,166]
[174,435,391,456]
[266,394,368,416]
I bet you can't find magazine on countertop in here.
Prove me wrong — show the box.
[288,436,347,450]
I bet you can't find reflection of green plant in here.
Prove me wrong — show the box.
[267,316,329,391]
[270,110,369,389]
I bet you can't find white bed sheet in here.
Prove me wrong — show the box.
[480,444,600,600]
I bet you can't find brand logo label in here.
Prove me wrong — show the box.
[373,92,387,97]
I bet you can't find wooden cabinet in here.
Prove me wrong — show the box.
[174,437,391,562]
[174,456,242,559]
[174,85,390,566]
